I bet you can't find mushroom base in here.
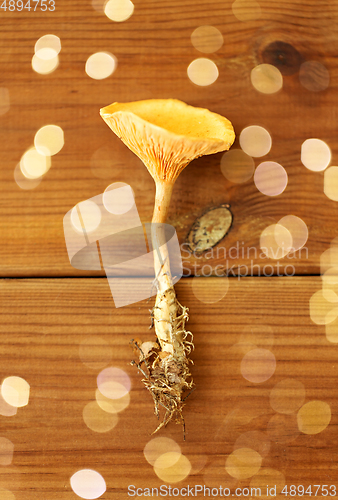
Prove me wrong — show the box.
[131,288,194,437]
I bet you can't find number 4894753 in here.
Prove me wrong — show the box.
[1,0,55,11]
[281,485,337,496]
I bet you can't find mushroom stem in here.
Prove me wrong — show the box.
[152,180,175,294]
[152,180,174,224]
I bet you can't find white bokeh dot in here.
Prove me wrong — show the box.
[254,161,288,196]
[32,54,59,75]
[251,64,283,94]
[239,126,272,157]
[187,58,219,86]
[34,124,64,156]
[70,469,106,499]
[301,138,331,172]
[190,25,224,53]
[232,0,261,21]
[260,223,293,259]
[34,34,61,60]
[104,0,134,21]
[71,200,102,234]
[20,147,51,179]
[85,52,117,80]
[278,215,308,251]
[324,167,338,201]
[103,183,135,214]
[1,376,30,408]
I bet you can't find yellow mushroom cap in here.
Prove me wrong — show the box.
[100,99,235,183]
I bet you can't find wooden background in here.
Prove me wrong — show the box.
[1,0,338,497]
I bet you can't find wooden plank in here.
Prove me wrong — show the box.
[1,0,338,276]
[0,276,337,497]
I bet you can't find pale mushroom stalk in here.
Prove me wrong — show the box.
[152,180,174,292]
[152,180,174,291]
[100,99,235,435]
[150,180,193,434]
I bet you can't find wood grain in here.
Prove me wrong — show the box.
[1,0,338,276]
[1,0,338,496]
[0,276,337,497]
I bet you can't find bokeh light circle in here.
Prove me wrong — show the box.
[270,379,306,414]
[297,401,331,434]
[154,451,181,469]
[20,147,51,179]
[309,289,338,325]
[0,437,14,466]
[14,163,42,190]
[251,64,283,94]
[95,389,130,414]
[85,52,117,80]
[190,25,223,53]
[1,376,30,408]
[97,367,131,399]
[103,183,135,214]
[325,317,338,343]
[92,0,105,13]
[104,0,134,22]
[225,448,262,479]
[232,0,261,21]
[250,468,286,495]
[320,248,338,275]
[324,167,338,201]
[277,215,308,252]
[32,54,59,74]
[301,138,331,172]
[154,453,191,483]
[239,126,272,157]
[90,146,119,179]
[70,469,106,499]
[34,34,61,60]
[220,149,255,183]
[299,61,330,92]
[187,58,219,86]
[83,401,118,433]
[322,286,336,303]
[260,224,293,259]
[144,437,181,466]
[71,200,102,234]
[254,161,288,196]
[0,388,17,416]
[240,348,276,383]
[34,124,64,156]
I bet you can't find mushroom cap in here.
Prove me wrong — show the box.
[100,99,235,183]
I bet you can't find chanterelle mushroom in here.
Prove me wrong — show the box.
[100,99,235,436]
